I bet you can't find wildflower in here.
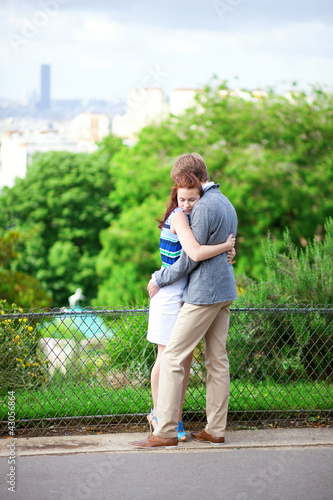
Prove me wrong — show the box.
[96,358,104,368]
[28,326,33,332]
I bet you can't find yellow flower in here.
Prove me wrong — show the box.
[0,311,4,315]
[96,358,104,368]
[28,326,33,332]
[16,358,23,363]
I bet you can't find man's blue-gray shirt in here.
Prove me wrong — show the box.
[154,183,238,305]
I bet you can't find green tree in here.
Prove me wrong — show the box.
[96,83,333,306]
[0,136,123,307]
[0,231,51,309]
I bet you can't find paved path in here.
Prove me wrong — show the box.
[0,428,332,500]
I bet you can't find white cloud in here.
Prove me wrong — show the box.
[73,17,121,44]
[0,1,332,100]
[79,55,113,70]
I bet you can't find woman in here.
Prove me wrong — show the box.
[147,172,236,440]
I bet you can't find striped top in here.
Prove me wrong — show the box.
[160,207,188,268]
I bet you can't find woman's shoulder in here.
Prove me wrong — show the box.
[166,207,185,222]
[169,208,189,227]
[172,207,184,215]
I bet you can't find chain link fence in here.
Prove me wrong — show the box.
[0,305,332,435]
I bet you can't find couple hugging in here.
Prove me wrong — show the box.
[129,153,237,448]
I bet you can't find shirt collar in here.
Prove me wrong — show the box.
[201,181,215,192]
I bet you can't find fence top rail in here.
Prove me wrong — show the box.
[1,304,332,319]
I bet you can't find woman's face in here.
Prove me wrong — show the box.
[177,187,201,215]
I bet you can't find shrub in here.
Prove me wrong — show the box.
[233,218,333,382]
[0,300,48,392]
[104,314,156,383]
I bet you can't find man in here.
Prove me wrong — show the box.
[129,153,238,448]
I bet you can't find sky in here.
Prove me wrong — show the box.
[0,0,333,101]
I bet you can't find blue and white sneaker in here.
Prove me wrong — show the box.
[177,420,187,441]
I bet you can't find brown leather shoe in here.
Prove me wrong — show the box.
[191,429,225,445]
[128,434,178,449]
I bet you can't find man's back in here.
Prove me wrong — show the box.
[182,184,238,304]
[154,183,238,305]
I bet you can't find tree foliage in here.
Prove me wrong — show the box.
[0,135,122,306]
[1,82,332,307]
[0,231,51,309]
[95,83,333,305]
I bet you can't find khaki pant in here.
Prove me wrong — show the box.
[154,300,232,439]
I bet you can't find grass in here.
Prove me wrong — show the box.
[0,379,332,421]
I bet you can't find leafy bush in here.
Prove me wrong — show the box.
[239,217,333,305]
[0,300,48,392]
[233,219,333,382]
[103,314,156,383]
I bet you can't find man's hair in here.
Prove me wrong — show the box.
[157,172,203,229]
[171,153,209,183]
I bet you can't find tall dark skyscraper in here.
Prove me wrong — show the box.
[39,64,50,109]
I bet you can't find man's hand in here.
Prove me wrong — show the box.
[227,247,236,264]
[147,279,160,299]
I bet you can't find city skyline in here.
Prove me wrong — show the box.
[1,0,332,102]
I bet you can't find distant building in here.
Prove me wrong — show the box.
[36,64,51,109]
[68,113,110,144]
[0,134,27,189]
[112,88,198,142]
[169,88,198,116]
[112,88,168,143]
[0,112,110,189]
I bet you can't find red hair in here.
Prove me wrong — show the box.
[157,172,203,229]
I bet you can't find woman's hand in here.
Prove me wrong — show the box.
[227,247,236,264]
[226,233,236,251]
[147,279,160,299]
